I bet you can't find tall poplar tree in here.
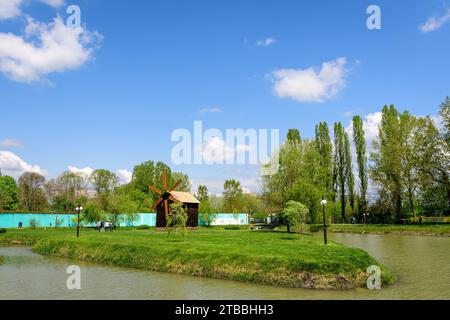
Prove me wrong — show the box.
[344,132,355,216]
[352,115,368,218]
[315,122,334,199]
[334,122,347,222]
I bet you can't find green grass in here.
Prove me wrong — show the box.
[0,228,395,289]
[328,224,450,236]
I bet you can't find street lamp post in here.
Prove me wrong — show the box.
[321,197,328,245]
[76,206,83,238]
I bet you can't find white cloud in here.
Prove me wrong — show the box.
[200,136,256,164]
[256,37,276,47]
[201,137,235,164]
[39,0,65,7]
[0,0,22,20]
[117,169,132,185]
[68,166,132,185]
[0,151,45,178]
[199,107,222,114]
[272,57,348,103]
[0,138,22,148]
[0,0,65,20]
[68,165,94,179]
[419,8,450,33]
[0,16,102,83]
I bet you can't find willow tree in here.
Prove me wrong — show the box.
[353,115,368,218]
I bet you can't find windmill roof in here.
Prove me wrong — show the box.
[170,191,200,204]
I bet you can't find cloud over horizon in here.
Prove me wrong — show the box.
[0,151,46,178]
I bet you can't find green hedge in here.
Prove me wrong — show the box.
[0,228,7,234]
[136,225,152,230]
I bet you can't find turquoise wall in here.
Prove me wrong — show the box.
[0,213,78,228]
[0,213,248,228]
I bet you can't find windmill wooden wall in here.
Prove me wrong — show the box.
[156,201,199,228]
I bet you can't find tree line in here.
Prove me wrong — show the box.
[262,98,450,224]
[0,160,265,223]
[1,98,448,225]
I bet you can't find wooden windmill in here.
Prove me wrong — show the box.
[149,170,200,228]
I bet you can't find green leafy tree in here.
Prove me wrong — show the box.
[170,172,191,192]
[370,106,417,222]
[131,160,156,194]
[18,172,47,212]
[82,201,103,225]
[344,132,355,217]
[107,191,139,227]
[168,203,188,240]
[90,169,119,210]
[414,115,450,214]
[283,200,309,236]
[45,171,84,212]
[223,179,244,213]
[287,129,302,145]
[315,122,334,199]
[90,169,119,195]
[333,122,348,222]
[196,185,209,202]
[0,175,19,211]
[262,130,303,216]
[352,115,368,218]
[439,97,450,210]
[440,96,450,144]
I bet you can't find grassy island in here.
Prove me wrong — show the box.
[0,228,394,289]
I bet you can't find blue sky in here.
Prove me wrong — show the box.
[1,0,450,194]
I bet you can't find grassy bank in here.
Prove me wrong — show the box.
[0,228,395,289]
[327,224,450,237]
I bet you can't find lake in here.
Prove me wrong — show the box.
[1,233,449,300]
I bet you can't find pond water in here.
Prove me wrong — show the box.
[1,233,449,300]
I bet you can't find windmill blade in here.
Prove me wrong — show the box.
[149,185,163,195]
[150,197,163,212]
[169,195,178,203]
[169,179,182,192]
[164,199,169,221]
[163,170,167,190]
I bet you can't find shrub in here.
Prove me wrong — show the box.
[200,213,214,227]
[29,218,40,229]
[0,228,7,234]
[224,226,243,230]
[55,217,64,228]
[136,225,151,230]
